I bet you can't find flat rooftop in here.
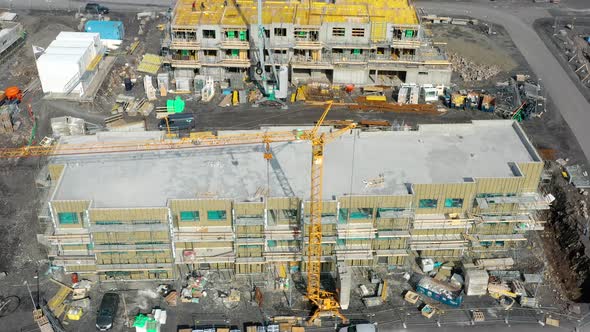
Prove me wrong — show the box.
[51,120,541,208]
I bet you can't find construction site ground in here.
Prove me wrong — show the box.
[0,8,589,332]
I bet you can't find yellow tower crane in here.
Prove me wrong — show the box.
[299,101,353,324]
[0,102,355,324]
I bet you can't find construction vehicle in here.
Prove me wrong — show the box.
[0,101,353,324]
[251,0,287,109]
[487,283,517,310]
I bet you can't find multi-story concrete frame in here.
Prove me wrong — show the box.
[41,121,548,281]
[163,0,451,87]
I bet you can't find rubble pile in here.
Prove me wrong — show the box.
[448,52,501,81]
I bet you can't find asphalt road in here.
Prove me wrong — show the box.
[0,0,173,11]
[417,0,590,164]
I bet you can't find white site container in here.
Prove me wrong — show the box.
[55,31,101,54]
[36,54,84,95]
[48,38,97,64]
[45,45,93,73]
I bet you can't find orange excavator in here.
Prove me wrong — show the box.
[1,86,23,105]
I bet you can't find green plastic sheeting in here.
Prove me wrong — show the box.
[133,314,158,332]
[133,314,149,327]
[166,96,185,113]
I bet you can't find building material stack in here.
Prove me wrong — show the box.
[464,269,489,296]
[0,106,12,133]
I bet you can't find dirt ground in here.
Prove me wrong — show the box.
[0,8,589,331]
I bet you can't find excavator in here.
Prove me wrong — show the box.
[0,101,351,324]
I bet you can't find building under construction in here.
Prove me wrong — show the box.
[162,0,451,87]
[40,120,549,281]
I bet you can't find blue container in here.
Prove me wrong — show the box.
[416,276,463,307]
[85,20,125,40]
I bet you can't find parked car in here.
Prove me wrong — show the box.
[85,3,109,15]
[96,292,119,331]
[338,323,377,332]
[158,113,196,131]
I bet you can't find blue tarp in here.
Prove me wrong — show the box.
[85,20,124,40]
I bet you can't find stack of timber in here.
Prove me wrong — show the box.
[351,96,440,114]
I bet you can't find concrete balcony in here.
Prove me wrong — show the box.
[264,247,301,262]
[219,39,250,50]
[235,237,264,245]
[90,223,169,232]
[51,255,96,266]
[374,249,408,257]
[178,248,235,264]
[93,243,171,251]
[169,39,200,50]
[235,216,264,225]
[235,256,265,263]
[293,40,323,50]
[391,39,422,49]
[96,263,173,272]
[168,56,201,68]
[218,57,251,68]
[332,54,368,64]
[291,55,333,69]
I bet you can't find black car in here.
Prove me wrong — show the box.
[158,113,196,131]
[96,293,119,331]
[85,3,109,15]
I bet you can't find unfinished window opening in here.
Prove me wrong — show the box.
[444,198,464,208]
[180,211,200,221]
[376,207,405,218]
[264,29,270,39]
[226,49,239,57]
[418,199,438,209]
[207,210,227,221]
[332,48,343,54]
[376,47,386,55]
[351,49,363,55]
[204,50,217,57]
[352,28,365,37]
[225,30,236,39]
[332,27,345,37]
[338,208,349,223]
[58,212,79,224]
[174,49,197,61]
[350,208,373,219]
[274,27,287,37]
[95,220,122,225]
[418,72,428,76]
[202,29,216,39]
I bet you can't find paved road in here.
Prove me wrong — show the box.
[417,0,590,163]
[0,0,173,11]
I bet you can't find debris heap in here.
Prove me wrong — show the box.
[448,52,501,81]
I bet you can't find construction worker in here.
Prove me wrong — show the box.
[192,1,196,11]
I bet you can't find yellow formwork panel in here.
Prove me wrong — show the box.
[173,0,418,27]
